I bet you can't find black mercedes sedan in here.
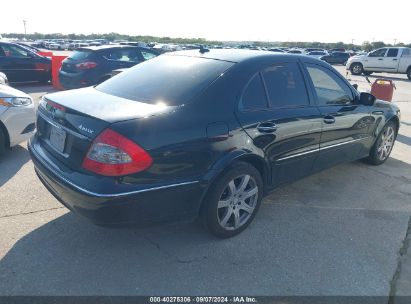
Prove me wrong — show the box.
[29,49,401,238]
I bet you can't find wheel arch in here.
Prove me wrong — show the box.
[0,120,10,149]
[198,151,270,214]
[387,115,400,135]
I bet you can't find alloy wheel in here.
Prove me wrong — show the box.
[377,126,395,161]
[217,174,259,230]
[352,65,362,74]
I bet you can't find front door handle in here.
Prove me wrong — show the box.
[378,58,383,60]
[393,59,398,61]
[257,122,277,133]
[323,115,336,124]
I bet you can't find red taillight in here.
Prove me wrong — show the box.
[82,129,152,176]
[76,61,98,70]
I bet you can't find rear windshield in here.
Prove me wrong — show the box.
[68,50,92,60]
[96,55,233,106]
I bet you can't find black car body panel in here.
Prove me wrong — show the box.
[29,50,401,226]
[0,42,51,83]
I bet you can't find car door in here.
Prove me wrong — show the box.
[235,61,322,187]
[304,63,375,172]
[0,43,35,82]
[105,48,143,71]
[383,48,400,71]
[363,48,388,71]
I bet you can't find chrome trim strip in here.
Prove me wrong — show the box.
[276,137,369,161]
[277,149,319,161]
[31,143,200,198]
[320,137,367,151]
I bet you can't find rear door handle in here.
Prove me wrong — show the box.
[393,59,398,61]
[323,115,336,124]
[257,122,277,133]
[378,58,383,60]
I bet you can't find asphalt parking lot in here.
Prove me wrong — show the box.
[0,65,410,297]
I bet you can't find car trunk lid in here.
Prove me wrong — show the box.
[36,87,172,172]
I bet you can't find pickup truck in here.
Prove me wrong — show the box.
[346,47,411,80]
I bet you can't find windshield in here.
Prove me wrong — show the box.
[96,55,234,106]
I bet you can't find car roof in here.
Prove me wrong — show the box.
[166,49,309,63]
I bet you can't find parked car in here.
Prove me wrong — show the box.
[306,51,328,59]
[47,43,61,50]
[268,48,285,53]
[0,84,35,155]
[29,50,400,238]
[0,42,51,83]
[320,51,350,65]
[59,45,160,89]
[0,72,8,85]
[346,47,411,79]
[287,49,303,54]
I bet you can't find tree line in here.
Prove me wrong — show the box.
[2,32,410,50]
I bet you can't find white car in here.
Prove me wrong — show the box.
[0,72,8,85]
[346,47,411,79]
[0,85,35,154]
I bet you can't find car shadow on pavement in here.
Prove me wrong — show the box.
[365,74,410,83]
[12,83,57,95]
[397,134,411,146]
[0,145,30,187]
[1,157,411,296]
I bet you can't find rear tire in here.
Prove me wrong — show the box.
[200,162,263,238]
[407,68,411,80]
[363,121,397,165]
[350,63,363,75]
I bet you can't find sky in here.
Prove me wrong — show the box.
[1,0,409,44]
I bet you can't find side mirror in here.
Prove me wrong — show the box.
[352,84,358,90]
[359,92,376,106]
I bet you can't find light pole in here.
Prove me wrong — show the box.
[23,20,27,37]
[394,38,397,46]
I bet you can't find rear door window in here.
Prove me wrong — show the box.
[240,74,269,110]
[105,48,141,62]
[96,55,233,106]
[386,48,399,57]
[141,50,158,60]
[262,63,309,108]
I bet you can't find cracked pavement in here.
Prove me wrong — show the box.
[0,66,410,297]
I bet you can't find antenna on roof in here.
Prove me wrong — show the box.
[199,45,210,54]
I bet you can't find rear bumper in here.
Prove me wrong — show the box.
[59,71,92,90]
[29,137,205,227]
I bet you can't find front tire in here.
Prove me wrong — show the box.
[364,121,397,165]
[350,63,363,75]
[407,68,411,80]
[0,128,7,156]
[200,162,263,238]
